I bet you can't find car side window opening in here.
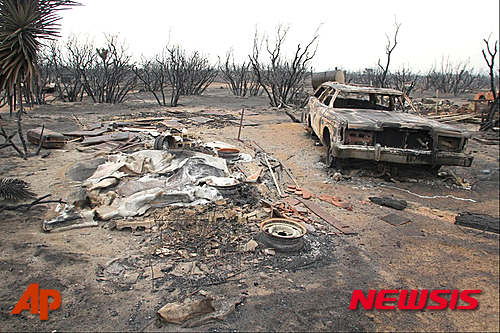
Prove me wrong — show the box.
[318,88,334,106]
[314,86,326,98]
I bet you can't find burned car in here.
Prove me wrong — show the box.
[304,82,473,169]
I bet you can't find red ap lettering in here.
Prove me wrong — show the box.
[11,284,61,320]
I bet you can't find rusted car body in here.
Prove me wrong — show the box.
[304,82,473,168]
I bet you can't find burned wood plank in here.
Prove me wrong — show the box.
[81,132,130,145]
[201,110,227,116]
[161,120,183,128]
[455,212,499,234]
[63,128,110,137]
[369,196,407,210]
[230,119,259,126]
[189,116,213,124]
[298,199,356,234]
[237,109,258,116]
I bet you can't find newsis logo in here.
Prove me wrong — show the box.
[349,289,481,310]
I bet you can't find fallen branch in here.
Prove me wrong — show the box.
[0,126,24,157]
[35,125,45,156]
[0,194,66,212]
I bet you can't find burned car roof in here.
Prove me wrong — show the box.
[320,82,404,95]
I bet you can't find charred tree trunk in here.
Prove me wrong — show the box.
[16,83,28,159]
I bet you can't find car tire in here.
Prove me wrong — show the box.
[326,146,344,170]
[326,146,333,167]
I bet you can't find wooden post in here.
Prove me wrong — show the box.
[435,89,439,114]
[237,108,245,141]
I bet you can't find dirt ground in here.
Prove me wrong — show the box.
[0,85,499,332]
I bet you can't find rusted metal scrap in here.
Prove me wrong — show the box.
[27,127,65,149]
[81,132,130,145]
[319,194,353,211]
[298,199,356,235]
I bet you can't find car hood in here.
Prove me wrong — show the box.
[332,109,467,134]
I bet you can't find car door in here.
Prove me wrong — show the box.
[312,87,333,136]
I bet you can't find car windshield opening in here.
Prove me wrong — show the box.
[334,92,406,111]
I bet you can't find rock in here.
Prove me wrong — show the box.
[243,239,258,252]
[171,262,204,276]
[183,296,244,328]
[66,157,107,181]
[157,297,215,325]
[263,248,276,256]
[302,222,316,233]
[332,172,342,181]
[153,266,164,279]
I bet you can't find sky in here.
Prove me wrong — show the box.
[58,0,500,74]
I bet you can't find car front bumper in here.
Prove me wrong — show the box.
[332,143,473,167]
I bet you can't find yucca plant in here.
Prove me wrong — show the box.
[0,0,79,157]
[0,177,35,202]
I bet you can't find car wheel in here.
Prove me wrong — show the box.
[154,135,175,150]
[326,146,344,170]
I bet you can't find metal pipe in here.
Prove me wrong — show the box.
[264,153,282,197]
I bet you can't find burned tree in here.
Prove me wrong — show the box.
[139,45,217,107]
[377,17,400,88]
[249,25,319,108]
[392,64,419,96]
[31,44,57,104]
[82,34,137,104]
[53,35,91,102]
[134,56,169,106]
[177,50,217,96]
[219,48,259,97]
[480,35,499,131]
[424,57,482,96]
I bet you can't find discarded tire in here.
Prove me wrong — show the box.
[260,218,307,252]
[154,135,176,150]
